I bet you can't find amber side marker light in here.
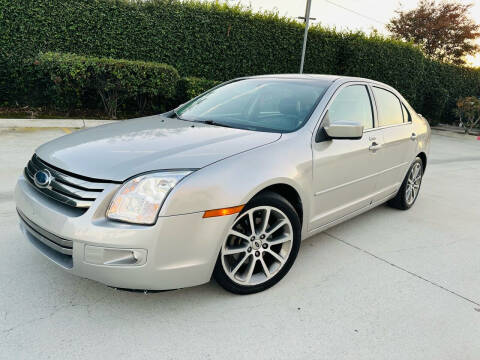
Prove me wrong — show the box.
[203,205,244,218]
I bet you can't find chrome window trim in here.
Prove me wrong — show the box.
[371,85,406,128]
[401,102,413,123]
[365,122,412,131]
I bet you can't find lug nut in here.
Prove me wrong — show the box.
[247,247,252,253]
[255,251,260,257]
[262,243,268,249]
[260,234,265,239]
[250,236,255,241]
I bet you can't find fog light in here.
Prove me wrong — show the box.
[84,246,147,266]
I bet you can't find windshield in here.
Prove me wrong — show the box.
[176,78,331,132]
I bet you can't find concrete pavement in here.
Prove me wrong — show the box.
[0,128,479,360]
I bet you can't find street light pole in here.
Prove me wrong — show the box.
[299,0,313,74]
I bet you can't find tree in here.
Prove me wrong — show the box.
[454,96,480,134]
[387,1,480,65]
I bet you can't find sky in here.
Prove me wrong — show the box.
[217,0,480,66]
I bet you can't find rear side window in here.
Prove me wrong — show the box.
[328,85,373,130]
[373,87,403,126]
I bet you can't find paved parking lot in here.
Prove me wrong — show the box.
[1,127,479,360]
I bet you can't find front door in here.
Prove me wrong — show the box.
[310,84,383,230]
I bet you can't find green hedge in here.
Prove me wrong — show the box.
[1,0,480,122]
[175,77,222,104]
[35,52,179,118]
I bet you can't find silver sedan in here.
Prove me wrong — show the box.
[15,74,430,294]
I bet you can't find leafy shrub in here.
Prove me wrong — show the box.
[175,77,222,104]
[35,52,179,118]
[1,0,480,123]
[421,86,449,126]
[454,97,480,134]
[338,32,426,110]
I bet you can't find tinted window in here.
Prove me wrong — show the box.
[177,79,330,133]
[402,103,412,122]
[328,85,373,130]
[373,87,403,126]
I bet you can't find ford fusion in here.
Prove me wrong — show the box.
[15,75,431,294]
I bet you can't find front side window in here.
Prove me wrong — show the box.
[373,87,404,126]
[327,85,373,130]
[177,79,331,133]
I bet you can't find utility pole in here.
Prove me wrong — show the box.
[298,0,315,74]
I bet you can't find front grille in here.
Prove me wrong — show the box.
[24,154,110,209]
[18,209,74,269]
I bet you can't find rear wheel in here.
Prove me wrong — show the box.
[388,157,423,210]
[213,192,301,294]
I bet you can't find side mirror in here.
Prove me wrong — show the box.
[324,121,364,140]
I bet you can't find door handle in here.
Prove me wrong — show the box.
[369,142,382,152]
[410,133,417,140]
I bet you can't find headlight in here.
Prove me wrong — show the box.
[107,171,192,225]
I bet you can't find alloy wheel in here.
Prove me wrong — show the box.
[221,206,293,286]
[405,162,422,205]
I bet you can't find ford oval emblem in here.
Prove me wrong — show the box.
[34,169,52,188]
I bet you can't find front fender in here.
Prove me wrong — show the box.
[159,131,313,236]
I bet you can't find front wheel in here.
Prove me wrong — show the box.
[213,192,301,294]
[388,157,424,210]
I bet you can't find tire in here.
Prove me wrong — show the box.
[388,157,423,210]
[213,191,301,294]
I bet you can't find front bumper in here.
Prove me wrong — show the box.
[15,176,235,290]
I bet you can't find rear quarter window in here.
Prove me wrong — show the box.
[402,103,412,122]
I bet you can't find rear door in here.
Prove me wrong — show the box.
[370,86,416,202]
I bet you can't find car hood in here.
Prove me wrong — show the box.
[36,115,281,181]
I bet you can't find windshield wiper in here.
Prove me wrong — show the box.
[195,120,234,128]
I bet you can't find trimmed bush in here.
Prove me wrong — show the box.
[338,32,426,110]
[175,77,222,104]
[1,0,480,122]
[35,52,179,118]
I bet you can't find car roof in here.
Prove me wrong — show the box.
[243,74,340,82]
[241,74,392,89]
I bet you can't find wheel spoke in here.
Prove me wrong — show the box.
[232,254,249,276]
[406,187,412,203]
[223,245,248,256]
[260,258,271,279]
[228,229,250,241]
[266,219,287,237]
[248,211,256,236]
[260,208,271,234]
[268,250,285,264]
[268,233,292,246]
[244,258,256,283]
[412,164,420,179]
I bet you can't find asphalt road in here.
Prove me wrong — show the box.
[1,128,479,360]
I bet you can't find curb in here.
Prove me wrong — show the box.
[0,118,117,129]
[431,128,479,141]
